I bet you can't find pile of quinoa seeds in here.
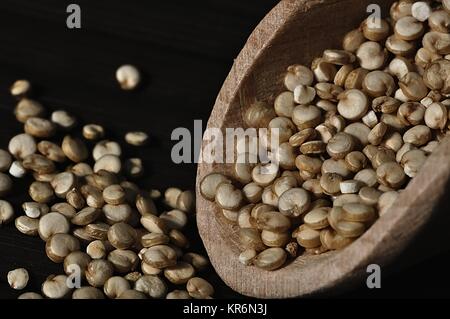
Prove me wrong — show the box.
[200,0,450,271]
[1,79,215,299]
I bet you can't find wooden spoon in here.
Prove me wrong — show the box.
[196,0,450,298]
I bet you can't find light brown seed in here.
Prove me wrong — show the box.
[45,233,80,263]
[335,220,365,238]
[296,226,321,248]
[62,136,89,163]
[278,188,311,217]
[376,162,406,189]
[24,117,56,138]
[253,248,287,271]
[341,203,375,223]
[85,260,114,287]
[304,208,330,230]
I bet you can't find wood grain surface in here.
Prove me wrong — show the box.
[0,0,450,299]
[196,0,450,298]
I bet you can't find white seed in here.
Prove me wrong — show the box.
[293,106,322,133]
[0,200,14,225]
[38,212,70,241]
[356,42,387,70]
[274,91,295,117]
[8,133,36,160]
[424,102,448,129]
[354,168,378,187]
[363,71,396,98]
[293,85,316,104]
[93,140,121,161]
[22,202,49,219]
[104,276,131,299]
[344,123,371,146]
[403,125,432,146]
[411,2,431,22]
[125,131,149,146]
[397,143,416,163]
[385,35,416,56]
[94,154,122,174]
[362,110,378,128]
[116,65,141,90]
[103,204,132,224]
[0,172,12,197]
[337,89,368,120]
[401,149,428,177]
[340,180,363,194]
[395,16,424,41]
[51,110,77,130]
[284,64,314,91]
[186,277,214,299]
[50,172,75,198]
[42,275,71,299]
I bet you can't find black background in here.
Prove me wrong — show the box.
[0,0,449,299]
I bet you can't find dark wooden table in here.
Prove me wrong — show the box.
[0,0,449,299]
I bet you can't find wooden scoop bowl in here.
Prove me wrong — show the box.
[196,0,450,298]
